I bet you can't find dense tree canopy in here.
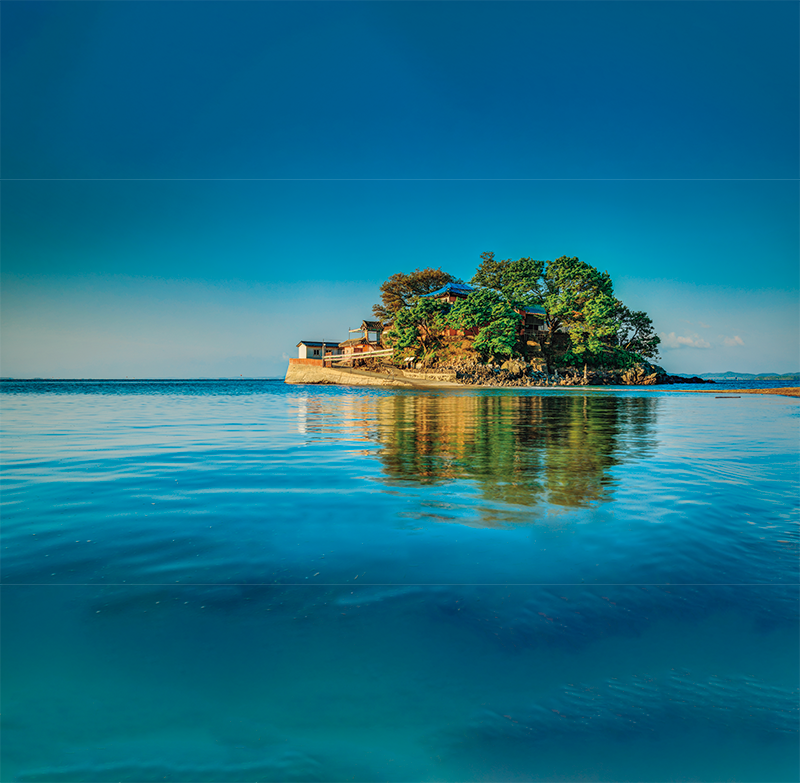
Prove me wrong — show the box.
[470,251,544,308]
[447,288,521,359]
[376,253,660,371]
[372,267,455,323]
[540,256,618,371]
[384,297,449,363]
[470,253,622,371]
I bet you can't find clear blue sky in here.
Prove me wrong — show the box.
[2,1,798,377]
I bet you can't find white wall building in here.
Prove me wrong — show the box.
[296,341,344,360]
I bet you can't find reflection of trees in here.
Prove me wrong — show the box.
[375,394,657,509]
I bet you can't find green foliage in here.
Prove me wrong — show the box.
[541,256,614,332]
[515,255,616,371]
[447,288,522,360]
[472,317,522,359]
[561,285,618,363]
[558,299,661,369]
[471,252,544,309]
[384,297,449,362]
[559,345,639,371]
[471,251,511,291]
[378,252,660,372]
[613,301,661,360]
[472,253,663,371]
[372,268,455,323]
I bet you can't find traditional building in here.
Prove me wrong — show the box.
[422,285,563,361]
[520,306,547,341]
[421,283,478,338]
[339,320,383,357]
[296,285,567,370]
[296,341,344,360]
[424,282,475,303]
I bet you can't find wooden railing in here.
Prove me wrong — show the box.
[324,348,394,366]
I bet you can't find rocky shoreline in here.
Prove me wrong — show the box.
[439,360,710,388]
[285,358,711,388]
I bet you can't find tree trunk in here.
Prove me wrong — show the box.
[583,362,588,384]
[540,330,556,375]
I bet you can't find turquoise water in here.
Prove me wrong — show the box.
[1,380,798,782]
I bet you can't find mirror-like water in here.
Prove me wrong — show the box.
[2,380,798,781]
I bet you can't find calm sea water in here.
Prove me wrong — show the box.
[2,380,798,782]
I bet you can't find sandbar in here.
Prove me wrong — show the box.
[679,387,800,398]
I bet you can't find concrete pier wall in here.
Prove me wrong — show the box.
[284,360,415,387]
[284,359,461,388]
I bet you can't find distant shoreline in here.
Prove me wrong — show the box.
[677,387,800,398]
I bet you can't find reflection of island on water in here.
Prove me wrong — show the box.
[374,394,658,509]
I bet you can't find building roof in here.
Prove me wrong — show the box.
[361,320,382,330]
[339,337,380,348]
[422,282,475,299]
[297,340,344,347]
[523,306,546,317]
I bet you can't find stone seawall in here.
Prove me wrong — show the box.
[284,360,463,388]
[285,360,414,387]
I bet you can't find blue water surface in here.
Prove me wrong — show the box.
[1,380,798,782]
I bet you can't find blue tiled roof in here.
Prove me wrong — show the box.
[297,340,342,347]
[524,306,546,316]
[422,283,475,298]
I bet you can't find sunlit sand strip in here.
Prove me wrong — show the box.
[679,387,800,398]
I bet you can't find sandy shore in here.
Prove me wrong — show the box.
[679,387,800,398]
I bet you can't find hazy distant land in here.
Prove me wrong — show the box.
[680,372,800,381]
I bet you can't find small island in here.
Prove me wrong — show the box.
[287,253,709,388]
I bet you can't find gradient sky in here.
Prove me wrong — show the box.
[2,1,798,377]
